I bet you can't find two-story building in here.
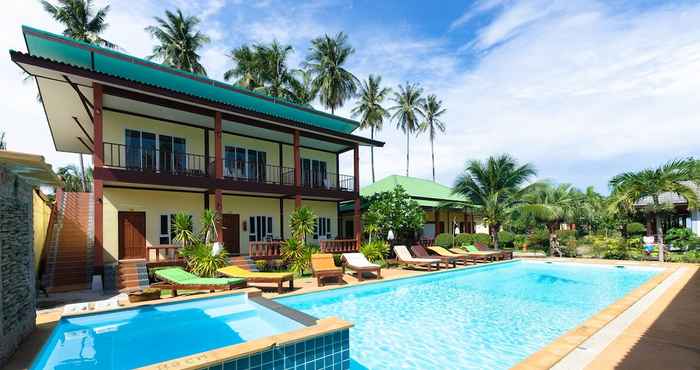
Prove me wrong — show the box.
[11,26,382,280]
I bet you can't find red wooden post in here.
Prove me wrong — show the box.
[215,189,223,243]
[93,82,104,270]
[293,130,301,209]
[353,144,361,249]
[214,112,223,242]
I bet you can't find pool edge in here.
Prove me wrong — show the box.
[511,260,682,370]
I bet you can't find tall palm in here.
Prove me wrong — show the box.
[453,154,536,249]
[146,9,209,75]
[351,75,391,182]
[420,94,447,182]
[41,0,117,48]
[255,41,296,99]
[0,131,6,150]
[288,69,317,106]
[57,165,88,192]
[224,45,263,90]
[520,183,582,256]
[390,83,425,176]
[609,158,700,261]
[304,32,359,114]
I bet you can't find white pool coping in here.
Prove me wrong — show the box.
[551,266,687,370]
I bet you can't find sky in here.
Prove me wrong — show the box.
[1,0,700,194]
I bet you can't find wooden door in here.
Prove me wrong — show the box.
[222,214,240,255]
[118,212,146,259]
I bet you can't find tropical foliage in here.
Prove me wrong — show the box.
[420,94,447,182]
[360,241,389,264]
[281,207,319,275]
[146,9,209,75]
[305,32,359,114]
[57,165,92,192]
[41,0,117,48]
[351,75,391,182]
[390,83,424,177]
[363,186,424,244]
[173,211,228,277]
[0,131,6,150]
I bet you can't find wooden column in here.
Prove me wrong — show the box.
[353,144,361,249]
[93,82,104,271]
[293,130,301,208]
[214,112,223,242]
[204,128,210,177]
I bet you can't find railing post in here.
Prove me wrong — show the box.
[294,130,301,209]
[353,144,361,250]
[93,82,104,273]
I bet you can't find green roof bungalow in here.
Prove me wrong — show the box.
[10,26,382,288]
[339,175,487,240]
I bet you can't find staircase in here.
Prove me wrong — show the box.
[43,191,94,292]
[229,256,258,271]
[118,259,149,292]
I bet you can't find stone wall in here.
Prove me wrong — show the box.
[0,164,36,366]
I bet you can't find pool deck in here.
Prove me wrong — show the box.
[5,258,698,369]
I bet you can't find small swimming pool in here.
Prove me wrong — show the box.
[277,260,661,370]
[32,293,304,369]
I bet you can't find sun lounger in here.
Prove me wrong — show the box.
[152,267,246,297]
[311,254,344,287]
[411,245,457,268]
[218,265,294,294]
[341,253,382,281]
[425,246,470,265]
[448,247,494,263]
[393,245,440,271]
[474,242,512,260]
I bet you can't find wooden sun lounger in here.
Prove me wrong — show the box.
[448,248,493,263]
[341,253,382,281]
[311,254,344,287]
[152,267,247,297]
[425,246,470,265]
[393,245,440,271]
[411,245,457,268]
[217,265,294,294]
[475,242,512,260]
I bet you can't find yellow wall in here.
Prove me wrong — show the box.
[283,199,339,243]
[103,188,204,263]
[220,194,280,253]
[32,190,52,272]
[281,145,338,173]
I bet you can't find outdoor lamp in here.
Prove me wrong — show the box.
[387,230,395,241]
[454,226,460,235]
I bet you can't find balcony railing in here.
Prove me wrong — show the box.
[249,240,283,260]
[103,142,208,176]
[320,239,358,253]
[223,159,295,186]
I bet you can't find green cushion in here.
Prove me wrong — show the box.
[155,267,244,285]
[465,245,479,253]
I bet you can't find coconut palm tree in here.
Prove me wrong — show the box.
[254,41,296,99]
[224,45,263,90]
[351,75,391,182]
[520,183,583,256]
[0,131,6,150]
[420,94,447,182]
[609,158,700,261]
[40,0,117,48]
[145,9,210,75]
[304,32,358,114]
[453,154,536,249]
[288,69,317,106]
[390,83,425,176]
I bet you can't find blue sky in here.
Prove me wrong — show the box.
[2,0,700,194]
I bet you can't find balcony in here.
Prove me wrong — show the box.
[102,142,355,193]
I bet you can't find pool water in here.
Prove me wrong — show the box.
[277,260,660,370]
[32,294,303,369]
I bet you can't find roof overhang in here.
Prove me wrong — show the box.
[0,150,60,186]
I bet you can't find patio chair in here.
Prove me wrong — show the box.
[474,242,512,260]
[424,246,470,265]
[311,254,344,287]
[151,267,246,297]
[217,265,294,294]
[393,245,440,271]
[411,245,457,268]
[447,247,493,263]
[341,253,382,281]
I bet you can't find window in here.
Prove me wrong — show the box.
[301,158,327,188]
[160,214,192,245]
[314,217,332,240]
[124,129,185,173]
[224,146,267,182]
[249,216,273,242]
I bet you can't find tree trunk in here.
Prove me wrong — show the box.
[79,153,87,192]
[491,224,500,250]
[549,223,561,257]
[431,137,436,182]
[370,127,375,183]
[405,130,410,176]
[655,213,665,262]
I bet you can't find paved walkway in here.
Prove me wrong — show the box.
[585,265,699,370]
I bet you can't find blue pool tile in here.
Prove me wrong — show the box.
[315,358,324,369]
[284,345,295,357]
[295,342,305,353]
[235,356,249,369]
[334,363,341,370]
[262,350,273,364]
[223,360,236,370]
[250,353,262,367]
[341,360,350,370]
[208,365,222,370]
[333,332,340,343]
[295,366,305,370]
[341,350,349,361]
[273,359,284,370]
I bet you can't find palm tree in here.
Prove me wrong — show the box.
[0,131,6,150]
[609,158,700,261]
[288,69,317,106]
[420,94,447,182]
[390,83,425,176]
[145,9,210,75]
[351,75,391,182]
[304,32,358,114]
[40,0,117,48]
[224,45,263,90]
[453,154,536,249]
[254,41,296,99]
[520,183,582,256]
[57,165,88,192]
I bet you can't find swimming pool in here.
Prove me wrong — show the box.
[32,293,304,369]
[277,260,661,370]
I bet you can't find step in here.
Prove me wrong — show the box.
[119,272,149,282]
[118,266,146,275]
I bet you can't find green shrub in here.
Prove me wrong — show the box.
[434,233,454,247]
[497,231,515,248]
[179,243,229,277]
[255,260,270,272]
[473,233,492,246]
[361,240,389,263]
[665,227,700,250]
[333,254,343,267]
[626,222,646,236]
[556,229,576,241]
[669,250,700,263]
[513,234,528,249]
[281,239,319,276]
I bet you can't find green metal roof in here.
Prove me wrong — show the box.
[19,25,360,135]
[340,175,468,212]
